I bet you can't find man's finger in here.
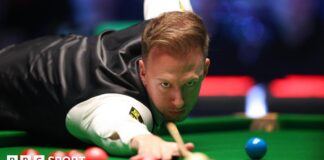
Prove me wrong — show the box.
[185,142,195,152]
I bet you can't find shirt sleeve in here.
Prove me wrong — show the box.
[65,94,153,156]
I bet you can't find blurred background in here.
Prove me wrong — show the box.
[0,0,323,116]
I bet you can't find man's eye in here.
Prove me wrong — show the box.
[185,80,196,87]
[161,82,171,88]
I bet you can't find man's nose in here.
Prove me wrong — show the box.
[171,88,184,109]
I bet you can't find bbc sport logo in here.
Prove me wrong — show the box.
[7,155,86,160]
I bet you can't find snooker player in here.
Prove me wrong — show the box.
[0,0,210,159]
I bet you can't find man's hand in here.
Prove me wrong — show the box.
[130,134,194,160]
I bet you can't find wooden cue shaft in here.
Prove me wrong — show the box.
[166,122,192,157]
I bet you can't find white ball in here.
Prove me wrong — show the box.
[185,152,210,160]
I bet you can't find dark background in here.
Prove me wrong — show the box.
[1,0,323,83]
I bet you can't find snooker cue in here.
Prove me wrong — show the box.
[166,122,192,157]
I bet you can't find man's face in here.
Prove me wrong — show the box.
[139,47,210,122]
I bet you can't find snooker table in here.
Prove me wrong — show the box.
[0,114,323,160]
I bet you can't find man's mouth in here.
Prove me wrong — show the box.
[169,110,185,116]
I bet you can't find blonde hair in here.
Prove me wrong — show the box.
[142,11,209,60]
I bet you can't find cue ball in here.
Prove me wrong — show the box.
[185,152,209,160]
[245,137,267,159]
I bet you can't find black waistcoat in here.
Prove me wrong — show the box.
[0,21,149,136]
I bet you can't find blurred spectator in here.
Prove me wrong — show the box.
[58,0,143,35]
[253,0,324,82]
[194,0,324,82]
[0,0,142,48]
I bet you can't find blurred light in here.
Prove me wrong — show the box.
[270,75,324,98]
[199,76,255,96]
[245,83,268,118]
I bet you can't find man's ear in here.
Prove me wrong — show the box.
[139,59,147,85]
[203,58,210,77]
